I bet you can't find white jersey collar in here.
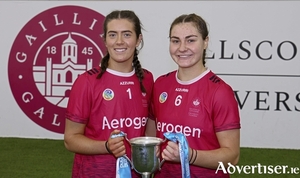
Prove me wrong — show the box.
[106,68,135,77]
[176,68,210,85]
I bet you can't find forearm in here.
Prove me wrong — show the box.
[64,134,108,155]
[190,147,239,169]
[64,119,109,155]
[189,129,240,169]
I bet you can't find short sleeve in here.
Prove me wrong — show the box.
[65,74,93,124]
[212,83,241,132]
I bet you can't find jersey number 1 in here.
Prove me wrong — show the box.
[127,88,132,99]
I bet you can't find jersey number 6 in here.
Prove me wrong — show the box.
[175,95,182,106]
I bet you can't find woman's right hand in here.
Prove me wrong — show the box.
[106,130,126,157]
[161,141,181,163]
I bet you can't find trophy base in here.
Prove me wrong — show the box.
[141,172,153,178]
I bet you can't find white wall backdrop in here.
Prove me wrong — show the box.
[0,1,299,149]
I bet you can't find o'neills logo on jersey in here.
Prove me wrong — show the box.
[7,5,106,134]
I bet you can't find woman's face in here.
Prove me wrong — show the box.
[169,22,208,69]
[105,19,142,68]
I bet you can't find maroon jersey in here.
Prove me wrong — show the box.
[66,66,154,178]
[153,69,240,178]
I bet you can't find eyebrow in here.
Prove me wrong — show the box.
[107,30,133,34]
[170,35,198,39]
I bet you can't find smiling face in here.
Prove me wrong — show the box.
[105,19,142,71]
[169,22,208,70]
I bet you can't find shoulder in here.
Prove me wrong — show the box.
[86,67,101,76]
[79,66,100,79]
[206,71,231,88]
[206,71,235,100]
[142,68,152,74]
[155,70,176,83]
[142,68,154,78]
[197,71,234,99]
[206,71,224,85]
[73,66,100,86]
[142,68,154,83]
[83,66,101,78]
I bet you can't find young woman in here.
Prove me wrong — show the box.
[64,10,156,178]
[153,13,241,177]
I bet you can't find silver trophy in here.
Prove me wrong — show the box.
[124,136,166,178]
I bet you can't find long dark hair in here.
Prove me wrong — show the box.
[97,10,146,93]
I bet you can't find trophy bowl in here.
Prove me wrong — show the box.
[125,136,165,178]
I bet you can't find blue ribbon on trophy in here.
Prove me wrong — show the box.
[111,132,132,178]
[163,132,191,178]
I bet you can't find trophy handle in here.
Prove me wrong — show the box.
[122,133,133,168]
[123,154,133,169]
[162,137,167,143]
[124,132,130,143]
[159,158,165,171]
[158,137,167,171]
